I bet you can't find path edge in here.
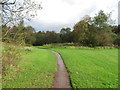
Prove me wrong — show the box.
[50,50,73,88]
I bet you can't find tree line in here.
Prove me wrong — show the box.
[2,10,120,47]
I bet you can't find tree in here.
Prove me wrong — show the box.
[1,0,42,44]
[0,0,42,26]
[60,27,71,34]
[2,21,26,43]
[73,20,89,44]
[33,31,60,46]
[33,31,46,46]
[2,20,37,45]
[93,10,115,46]
[45,31,60,44]
[93,10,110,30]
[72,11,116,46]
[114,33,120,46]
[113,25,120,46]
[60,27,72,42]
[24,26,36,45]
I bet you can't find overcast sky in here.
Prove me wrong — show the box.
[25,0,119,32]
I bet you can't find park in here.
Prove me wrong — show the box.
[1,0,119,88]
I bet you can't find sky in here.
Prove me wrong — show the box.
[118,1,120,25]
[25,0,119,32]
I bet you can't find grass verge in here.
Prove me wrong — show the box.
[51,48,118,88]
[2,47,57,88]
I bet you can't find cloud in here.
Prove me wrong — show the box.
[119,1,120,24]
[25,19,74,32]
[25,0,119,32]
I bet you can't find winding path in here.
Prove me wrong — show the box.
[51,50,71,88]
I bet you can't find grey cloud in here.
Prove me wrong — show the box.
[25,20,74,32]
[25,3,97,32]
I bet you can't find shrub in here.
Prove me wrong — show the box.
[2,43,23,75]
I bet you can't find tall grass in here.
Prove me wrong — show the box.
[44,43,117,49]
[2,42,23,75]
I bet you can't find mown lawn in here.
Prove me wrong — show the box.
[51,48,118,88]
[3,47,57,88]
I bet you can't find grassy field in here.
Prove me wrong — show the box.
[51,48,118,88]
[2,47,57,88]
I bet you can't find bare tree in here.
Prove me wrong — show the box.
[0,0,42,26]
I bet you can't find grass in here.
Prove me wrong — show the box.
[2,47,57,88]
[51,48,118,88]
[2,43,22,75]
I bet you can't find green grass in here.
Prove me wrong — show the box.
[3,47,57,88]
[51,48,118,88]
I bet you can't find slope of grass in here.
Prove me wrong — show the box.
[3,47,57,88]
[51,48,118,88]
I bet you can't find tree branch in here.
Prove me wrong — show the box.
[0,0,16,5]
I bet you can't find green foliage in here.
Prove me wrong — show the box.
[114,33,120,46]
[60,27,72,43]
[34,32,46,46]
[60,27,71,34]
[2,21,36,76]
[51,48,118,88]
[28,10,118,47]
[2,23,25,44]
[2,21,36,45]
[33,31,60,46]
[93,10,110,29]
[71,10,117,46]
[45,31,60,43]
[24,26,36,45]
[73,20,89,43]
[95,31,112,46]
[2,47,57,88]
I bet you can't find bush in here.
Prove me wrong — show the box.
[2,43,23,75]
[95,32,113,46]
